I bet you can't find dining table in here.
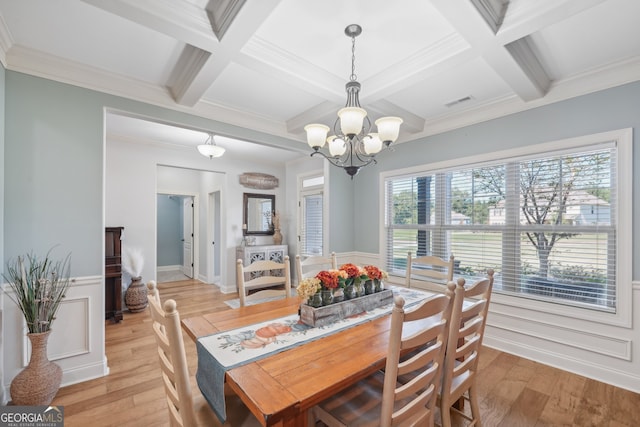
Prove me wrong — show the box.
[182,287,437,427]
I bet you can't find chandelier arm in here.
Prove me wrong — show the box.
[310,150,347,168]
[353,150,378,165]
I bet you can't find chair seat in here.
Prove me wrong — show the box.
[314,371,431,427]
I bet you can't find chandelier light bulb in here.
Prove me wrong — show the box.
[375,117,403,144]
[363,133,383,155]
[328,136,347,157]
[304,124,330,149]
[338,107,367,137]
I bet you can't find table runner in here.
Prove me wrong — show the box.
[196,286,435,422]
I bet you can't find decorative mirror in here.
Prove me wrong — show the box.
[243,193,275,235]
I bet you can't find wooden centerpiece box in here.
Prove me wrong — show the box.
[300,289,393,327]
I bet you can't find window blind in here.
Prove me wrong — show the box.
[300,192,323,257]
[385,143,617,311]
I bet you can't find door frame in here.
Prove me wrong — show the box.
[156,191,200,280]
[206,190,222,284]
[182,196,194,278]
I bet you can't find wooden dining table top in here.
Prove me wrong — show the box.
[181,296,399,427]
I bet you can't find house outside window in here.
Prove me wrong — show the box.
[383,130,632,313]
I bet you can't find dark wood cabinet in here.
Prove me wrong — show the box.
[105,226,124,323]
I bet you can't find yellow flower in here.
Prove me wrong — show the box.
[296,277,321,300]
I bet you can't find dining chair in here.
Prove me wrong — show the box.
[439,270,494,427]
[236,256,291,307]
[405,252,455,292]
[295,252,337,280]
[312,289,455,427]
[146,281,260,427]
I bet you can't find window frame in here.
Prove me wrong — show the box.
[297,171,326,258]
[379,128,633,327]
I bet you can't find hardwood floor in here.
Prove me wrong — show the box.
[52,279,640,426]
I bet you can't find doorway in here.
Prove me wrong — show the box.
[156,194,194,283]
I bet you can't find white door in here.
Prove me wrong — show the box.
[182,197,194,278]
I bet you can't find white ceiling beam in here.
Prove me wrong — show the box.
[430,0,549,101]
[470,0,508,33]
[496,0,609,44]
[83,0,283,107]
[81,0,219,51]
[206,0,247,41]
[168,45,217,107]
[176,0,282,106]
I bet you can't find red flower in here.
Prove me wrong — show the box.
[316,270,339,289]
[364,265,382,280]
[339,263,360,278]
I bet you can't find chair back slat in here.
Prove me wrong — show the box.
[237,256,292,307]
[295,252,337,280]
[405,252,455,291]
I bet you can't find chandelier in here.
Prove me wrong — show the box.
[304,24,403,178]
[197,132,225,158]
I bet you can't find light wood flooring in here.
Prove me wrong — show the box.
[51,279,640,426]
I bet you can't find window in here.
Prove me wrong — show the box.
[299,174,324,256]
[384,132,631,313]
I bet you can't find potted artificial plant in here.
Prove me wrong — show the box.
[3,249,71,405]
[123,247,148,312]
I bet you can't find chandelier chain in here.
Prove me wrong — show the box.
[350,34,357,82]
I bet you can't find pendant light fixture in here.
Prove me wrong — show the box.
[304,24,403,178]
[197,133,225,158]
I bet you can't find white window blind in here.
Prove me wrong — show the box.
[385,142,618,311]
[299,174,325,257]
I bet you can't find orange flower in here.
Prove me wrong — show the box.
[339,263,360,278]
[364,265,382,280]
[316,270,339,289]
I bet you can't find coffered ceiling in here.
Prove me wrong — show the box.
[0,0,639,156]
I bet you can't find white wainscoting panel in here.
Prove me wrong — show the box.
[2,275,108,403]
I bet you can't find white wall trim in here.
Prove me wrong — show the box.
[486,310,631,360]
[157,264,182,272]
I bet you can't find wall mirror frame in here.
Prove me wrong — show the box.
[243,193,275,235]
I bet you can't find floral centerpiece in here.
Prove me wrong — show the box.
[339,263,369,297]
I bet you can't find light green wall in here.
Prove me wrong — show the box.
[3,71,300,276]
[3,70,639,279]
[352,81,640,279]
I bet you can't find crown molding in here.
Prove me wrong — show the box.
[408,55,640,141]
[4,35,640,150]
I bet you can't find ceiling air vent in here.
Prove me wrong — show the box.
[445,96,474,108]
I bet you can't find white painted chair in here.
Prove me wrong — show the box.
[405,252,455,292]
[146,281,260,426]
[236,256,292,307]
[312,290,455,427]
[295,252,337,281]
[439,270,494,427]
